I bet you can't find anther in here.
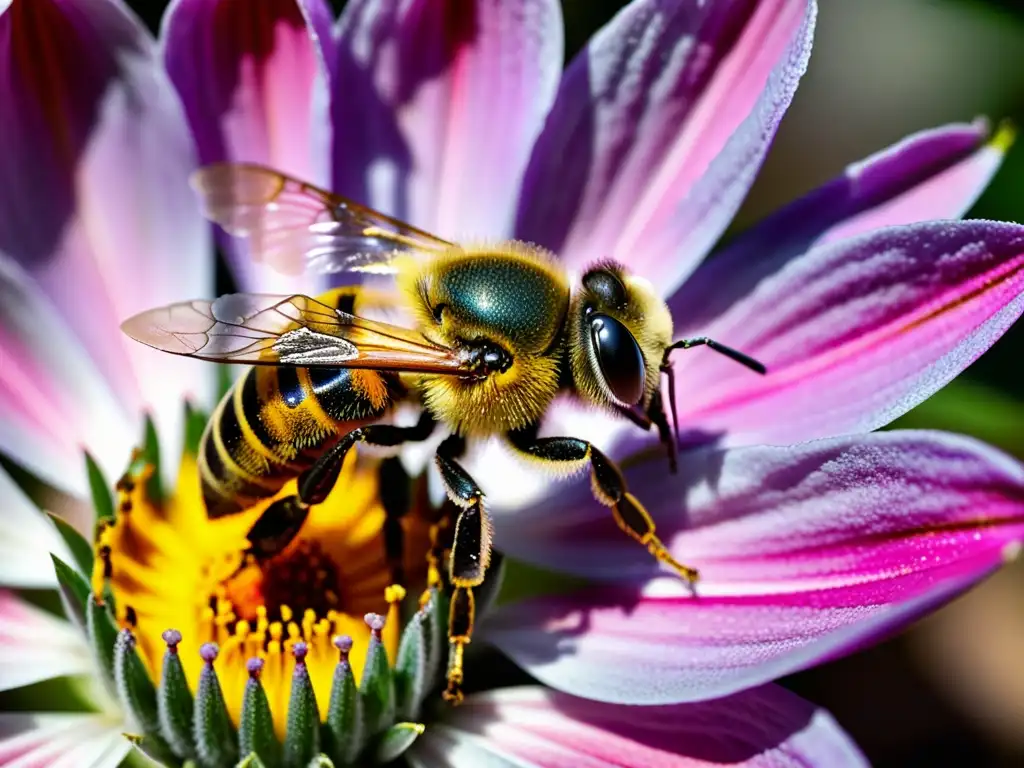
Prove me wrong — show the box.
[385,584,406,604]
[199,642,219,665]
[162,628,183,652]
[246,657,264,679]
[364,612,385,640]
[99,545,113,579]
[332,635,352,662]
[292,641,309,664]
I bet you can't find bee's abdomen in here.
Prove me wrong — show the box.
[199,366,398,519]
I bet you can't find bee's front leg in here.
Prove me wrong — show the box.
[507,428,698,585]
[433,435,492,705]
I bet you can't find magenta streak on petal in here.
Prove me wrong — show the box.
[653,221,1024,450]
[670,121,1004,336]
[514,0,813,293]
[413,685,867,768]
[485,431,1024,703]
[0,714,130,768]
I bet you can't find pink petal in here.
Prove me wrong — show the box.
[0,0,215,457]
[658,220,1024,449]
[0,714,130,768]
[333,0,563,239]
[410,685,866,768]
[0,591,91,691]
[487,431,1024,703]
[514,0,815,292]
[0,253,135,497]
[671,120,1010,335]
[161,0,334,294]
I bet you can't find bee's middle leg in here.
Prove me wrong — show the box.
[433,435,492,705]
[507,430,699,584]
[245,413,435,564]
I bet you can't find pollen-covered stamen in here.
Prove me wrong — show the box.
[334,634,353,662]
[247,656,264,678]
[257,540,342,621]
[365,612,385,641]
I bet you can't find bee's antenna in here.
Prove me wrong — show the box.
[660,336,767,445]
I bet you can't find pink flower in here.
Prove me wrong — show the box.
[1,0,1023,765]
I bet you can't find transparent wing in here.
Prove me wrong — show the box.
[190,163,454,276]
[121,293,473,375]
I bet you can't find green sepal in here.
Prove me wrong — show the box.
[420,589,445,694]
[373,722,425,764]
[158,639,197,761]
[142,414,163,502]
[359,630,394,739]
[114,629,160,734]
[239,670,280,767]
[393,609,427,721]
[184,401,208,458]
[86,594,119,693]
[125,731,181,767]
[235,753,267,768]
[51,554,89,630]
[84,451,115,525]
[324,648,362,765]
[194,653,239,768]
[283,654,321,768]
[46,511,94,576]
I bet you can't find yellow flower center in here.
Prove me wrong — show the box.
[93,449,430,739]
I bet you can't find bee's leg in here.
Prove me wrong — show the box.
[379,456,411,586]
[245,415,436,565]
[434,435,490,705]
[507,430,698,584]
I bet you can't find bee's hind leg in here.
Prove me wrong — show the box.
[433,435,492,705]
[507,428,699,585]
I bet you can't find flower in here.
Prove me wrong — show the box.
[2,0,1024,766]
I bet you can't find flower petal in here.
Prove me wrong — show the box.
[672,120,1011,335]
[656,220,1024,449]
[487,431,1024,703]
[0,469,72,588]
[0,713,130,768]
[161,0,334,294]
[333,0,563,239]
[514,0,815,290]
[0,0,215,456]
[409,685,866,768]
[0,252,138,496]
[0,591,91,691]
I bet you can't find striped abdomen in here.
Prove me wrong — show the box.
[199,364,400,518]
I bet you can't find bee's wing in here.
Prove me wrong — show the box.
[191,163,453,277]
[121,293,473,376]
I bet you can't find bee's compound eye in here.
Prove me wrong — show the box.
[590,314,645,405]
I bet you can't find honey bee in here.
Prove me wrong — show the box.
[122,164,765,702]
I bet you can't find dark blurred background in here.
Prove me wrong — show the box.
[122,1,1024,765]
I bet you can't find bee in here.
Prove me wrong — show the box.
[122,163,766,703]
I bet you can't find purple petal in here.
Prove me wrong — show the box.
[655,220,1024,449]
[671,120,1011,334]
[332,0,563,238]
[410,685,866,768]
[161,0,334,293]
[487,431,1024,703]
[515,0,815,292]
[0,0,214,465]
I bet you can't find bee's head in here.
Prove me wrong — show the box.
[569,262,673,412]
